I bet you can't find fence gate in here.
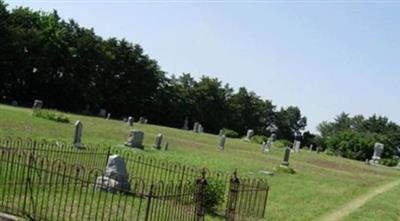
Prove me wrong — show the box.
[225,173,269,221]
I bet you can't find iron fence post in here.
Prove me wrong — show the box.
[195,168,207,221]
[225,171,240,221]
[144,184,155,221]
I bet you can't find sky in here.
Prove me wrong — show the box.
[6,1,400,133]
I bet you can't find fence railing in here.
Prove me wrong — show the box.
[0,149,203,221]
[0,136,269,220]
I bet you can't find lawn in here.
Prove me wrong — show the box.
[0,104,399,221]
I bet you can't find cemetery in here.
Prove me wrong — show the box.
[0,104,399,221]
[1,2,400,221]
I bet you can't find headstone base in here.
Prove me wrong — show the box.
[95,176,130,193]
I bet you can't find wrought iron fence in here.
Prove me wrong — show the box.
[225,173,269,221]
[0,148,204,221]
[0,137,269,220]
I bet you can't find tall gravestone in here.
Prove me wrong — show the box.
[370,143,384,165]
[245,129,254,141]
[219,135,226,150]
[127,116,134,127]
[95,155,130,192]
[198,124,204,133]
[106,113,111,119]
[293,140,301,153]
[183,117,189,130]
[32,100,43,110]
[73,120,83,148]
[193,122,200,133]
[153,134,163,150]
[219,129,224,137]
[125,130,144,149]
[309,144,314,151]
[280,147,291,168]
[263,133,276,152]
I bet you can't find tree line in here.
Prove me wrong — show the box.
[0,2,307,140]
[317,113,400,165]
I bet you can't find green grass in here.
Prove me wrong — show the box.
[0,104,400,221]
[341,183,400,221]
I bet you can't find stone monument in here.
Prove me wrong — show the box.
[73,120,83,148]
[125,130,144,149]
[95,155,130,192]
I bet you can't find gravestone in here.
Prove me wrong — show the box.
[369,143,384,165]
[164,142,169,151]
[106,113,111,120]
[98,109,107,117]
[309,144,314,151]
[32,100,43,110]
[263,134,276,152]
[219,129,224,136]
[264,139,273,152]
[139,117,146,124]
[293,140,301,153]
[219,135,226,150]
[280,147,291,168]
[73,120,83,148]
[144,119,148,124]
[198,124,204,133]
[183,117,189,130]
[261,141,267,152]
[125,130,144,149]
[127,116,134,127]
[316,146,322,154]
[245,129,254,141]
[95,155,130,192]
[153,133,163,150]
[193,122,200,133]
[11,100,18,106]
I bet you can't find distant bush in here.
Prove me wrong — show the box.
[250,135,268,144]
[222,128,239,138]
[325,130,388,161]
[273,140,292,148]
[380,156,400,167]
[33,109,70,123]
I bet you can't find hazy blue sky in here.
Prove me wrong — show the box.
[6,1,400,132]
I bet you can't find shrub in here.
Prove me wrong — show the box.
[33,109,70,123]
[222,128,239,138]
[325,130,389,161]
[380,156,400,167]
[273,139,292,149]
[204,178,225,214]
[250,135,268,144]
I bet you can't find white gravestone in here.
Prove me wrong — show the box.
[73,120,83,148]
[219,135,226,150]
[293,140,301,153]
[370,143,384,165]
[32,100,43,110]
[127,116,134,127]
[95,155,130,192]
[245,129,254,141]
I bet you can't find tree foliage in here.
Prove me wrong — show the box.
[317,112,400,163]
[0,3,307,140]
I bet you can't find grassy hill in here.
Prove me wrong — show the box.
[0,104,399,221]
